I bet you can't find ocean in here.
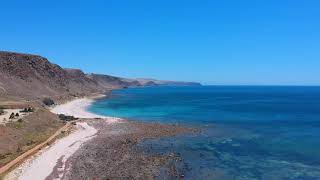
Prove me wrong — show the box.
[88,86,320,179]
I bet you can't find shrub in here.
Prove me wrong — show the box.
[0,108,4,115]
[0,154,5,159]
[18,119,23,123]
[20,107,34,113]
[15,113,19,117]
[58,114,78,121]
[16,146,22,153]
[9,113,15,119]
[43,98,55,106]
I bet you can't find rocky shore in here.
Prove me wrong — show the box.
[3,96,197,179]
[60,119,194,179]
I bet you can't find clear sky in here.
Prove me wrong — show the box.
[1,0,319,85]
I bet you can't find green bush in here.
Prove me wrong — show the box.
[20,107,34,113]
[43,98,55,106]
[9,113,15,119]
[27,107,34,112]
[58,114,78,121]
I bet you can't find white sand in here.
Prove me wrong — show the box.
[51,97,122,123]
[5,122,97,180]
[5,97,121,180]
[51,98,104,118]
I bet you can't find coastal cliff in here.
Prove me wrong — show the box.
[0,51,201,100]
[0,52,102,99]
[0,51,201,179]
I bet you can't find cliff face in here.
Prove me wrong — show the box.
[0,51,201,100]
[0,52,103,99]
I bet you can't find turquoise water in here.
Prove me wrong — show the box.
[89,86,320,179]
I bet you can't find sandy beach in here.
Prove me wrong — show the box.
[50,97,121,124]
[51,98,100,118]
[4,96,194,179]
[4,97,119,180]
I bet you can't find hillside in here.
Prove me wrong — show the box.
[86,74,141,89]
[0,52,104,99]
[134,78,202,86]
[0,51,201,100]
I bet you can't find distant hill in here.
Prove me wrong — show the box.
[86,73,141,89]
[134,78,202,87]
[0,51,201,100]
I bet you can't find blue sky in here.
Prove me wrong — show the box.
[1,0,320,85]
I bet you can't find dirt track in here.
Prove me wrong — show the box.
[0,122,71,176]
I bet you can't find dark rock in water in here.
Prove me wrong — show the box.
[200,153,205,158]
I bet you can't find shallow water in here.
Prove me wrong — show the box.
[89,86,320,179]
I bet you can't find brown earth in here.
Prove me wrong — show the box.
[0,121,72,177]
[0,106,64,168]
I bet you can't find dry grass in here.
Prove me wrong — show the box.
[0,107,64,167]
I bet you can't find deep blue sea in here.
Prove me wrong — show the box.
[88,86,320,180]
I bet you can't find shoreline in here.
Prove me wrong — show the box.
[5,95,193,179]
[51,95,105,118]
[4,95,120,180]
[50,95,122,123]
